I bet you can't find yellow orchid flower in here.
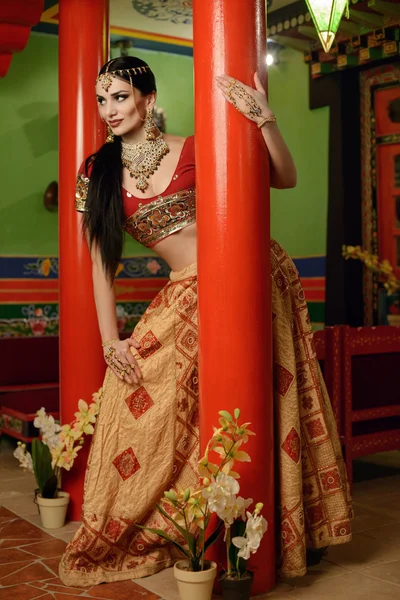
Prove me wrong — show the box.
[92,387,103,403]
[217,417,233,431]
[73,419,95,436]
[61,423,81,441]
[214,443,251,463]
[187,494,207,529]
[56,446,82,471]
[74,399,97,423]
[74,399,89,417]
[51,442,65,468]
[198,456,219,478]
[237,422,255,443]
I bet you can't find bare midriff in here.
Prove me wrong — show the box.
[152,223,197,272]
[122,134,197,271]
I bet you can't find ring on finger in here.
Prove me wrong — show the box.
[107,355,126,373]
[116,358,134,372]
[116,363,131,375]
[109,360,125,376]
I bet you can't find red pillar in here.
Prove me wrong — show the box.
[58,0,109,520]
[193,0,274,593]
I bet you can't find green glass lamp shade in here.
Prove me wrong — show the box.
[305,0,348,52]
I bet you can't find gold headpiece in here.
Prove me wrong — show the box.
[96,59,151,92]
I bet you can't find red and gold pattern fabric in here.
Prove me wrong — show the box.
[59,243,351,587]
[271,240,352,578]
[123,188,196,248]
[59,263,200,587]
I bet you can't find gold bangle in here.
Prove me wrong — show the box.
[102,338,119,347]
[257,115,277,128]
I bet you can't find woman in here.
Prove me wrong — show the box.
[60,56,352,587]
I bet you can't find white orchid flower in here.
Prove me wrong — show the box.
[202,473,239,514]
[232,511,268,559]
[13,443,34,473]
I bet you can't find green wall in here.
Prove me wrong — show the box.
[0,34,194,257]
[0,36,329,259]
[269,48,329,257]
[0,34,59,255]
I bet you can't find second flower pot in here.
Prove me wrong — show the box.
[174,559,217,600]
[219,571,254,600]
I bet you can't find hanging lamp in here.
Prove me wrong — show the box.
[304,0,349,53]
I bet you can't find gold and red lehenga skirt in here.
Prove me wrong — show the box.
[59,241,352,587]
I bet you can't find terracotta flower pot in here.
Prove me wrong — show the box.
[219,571,254,600]
[36,491,70,529]
[174,560,217,600]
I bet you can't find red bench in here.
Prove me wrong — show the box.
[0,337,59,442]
[342,325,400,486]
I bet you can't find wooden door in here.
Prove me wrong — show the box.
[375,85,400,279]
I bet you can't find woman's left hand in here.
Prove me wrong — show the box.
[216,72,274,125]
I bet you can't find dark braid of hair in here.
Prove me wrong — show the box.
[83,56,156,282]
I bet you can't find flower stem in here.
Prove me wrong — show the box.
[226,526,231,576]
[215,439,238,477]
[200,527,204,571]
[236,553,241,579]
[55,467,61,492]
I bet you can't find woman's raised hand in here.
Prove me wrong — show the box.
[216,72,274,125]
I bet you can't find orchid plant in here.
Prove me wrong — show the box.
[200,408,268,579]
[14,389,102,499]
[138,408,268,576]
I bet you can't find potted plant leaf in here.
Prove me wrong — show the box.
[14,389,102,528]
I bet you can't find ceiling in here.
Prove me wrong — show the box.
[36,0,400,60]
[37,0,301,55]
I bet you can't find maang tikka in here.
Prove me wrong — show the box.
[96,60,151,92]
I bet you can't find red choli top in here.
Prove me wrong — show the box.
[75,136,196,248]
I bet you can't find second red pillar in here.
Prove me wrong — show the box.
[193,0,275,593]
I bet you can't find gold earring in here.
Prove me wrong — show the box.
[106,124,114,143]
[144,109,161,141]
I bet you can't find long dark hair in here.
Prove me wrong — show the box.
[83,56,156,282]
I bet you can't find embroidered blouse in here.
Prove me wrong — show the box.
[75,136,196,249]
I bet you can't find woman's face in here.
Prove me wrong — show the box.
[95,76,155,139]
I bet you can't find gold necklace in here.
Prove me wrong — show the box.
[121,138,170,193]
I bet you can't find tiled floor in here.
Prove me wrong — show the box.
[1,436,400,599]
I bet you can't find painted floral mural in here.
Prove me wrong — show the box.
[132,0,192,25]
